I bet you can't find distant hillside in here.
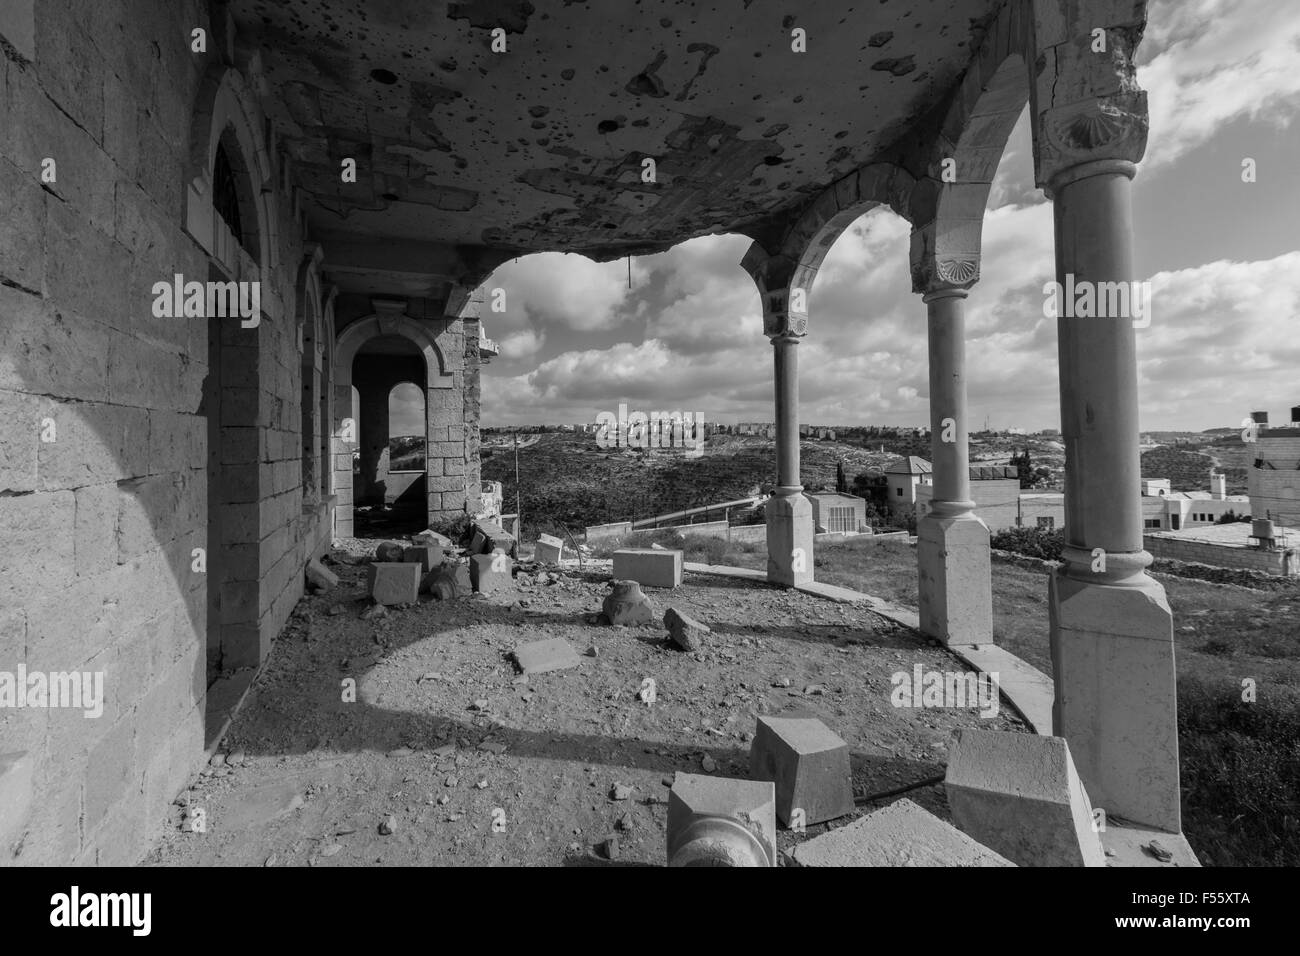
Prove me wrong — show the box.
[482,432,925,534]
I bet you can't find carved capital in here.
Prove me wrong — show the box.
[764,305,808,340]
[1036,92,1148,194]
[913,256,981,296]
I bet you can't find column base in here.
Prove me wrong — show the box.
[1049,567,1180,834]
[766,493,814,588]
[917,511,993,646]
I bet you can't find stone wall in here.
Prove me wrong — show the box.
[0,0,328,864]
[1143,535,1296,576]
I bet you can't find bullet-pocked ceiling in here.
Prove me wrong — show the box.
[231,0,1002,261]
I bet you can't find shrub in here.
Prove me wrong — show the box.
[1178,676,1300,865]
[990,525,1065,561]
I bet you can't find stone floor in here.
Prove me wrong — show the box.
[145,550,1028,866]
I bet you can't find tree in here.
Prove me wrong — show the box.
[835,460,848,493]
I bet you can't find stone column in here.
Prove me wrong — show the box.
[1046,158,1179,834]
[767,329,813,586]
[916,287,992,645]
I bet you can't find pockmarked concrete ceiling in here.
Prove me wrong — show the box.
[231,0,1002,266]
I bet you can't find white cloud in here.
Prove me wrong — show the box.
[1140,0,1300,168]
[487,252,632,331]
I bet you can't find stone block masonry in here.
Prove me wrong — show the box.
[369,563,422,606]
[613,548,683,588]
[749,716,854,826]
[0,0,335,864]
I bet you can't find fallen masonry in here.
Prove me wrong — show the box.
[368,563,421,606]
[663,607,709,651]
[305,558,339,590]
[601,580,654,626]
[470,552,514,593]
[667,773,777,867]
[944,729,1106,867]
[750,715,854,827]
[375,541,405,563]
[614,548,683,588]
[402,545,445,573]
[423,562,471,600]
[534,534,565,563]
[789,799,1015,867]
[512,638,582,675]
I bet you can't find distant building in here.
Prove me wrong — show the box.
[1248,407,1300,524]
[884,456,932,512]
[915,464,1065,532]
[804,492,869,534]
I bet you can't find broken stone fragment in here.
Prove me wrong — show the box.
[789,799,1014,867]
[413,529,456,550]
[664,607,709,651]
[305,558,339,590]
[423,560,471,599]
[379,815,397,835]
[512,637,581,675]
[601,580,653,626]
[610,782,633,801]
[375,541,405,563]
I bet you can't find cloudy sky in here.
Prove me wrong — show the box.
[466,0,1300,433]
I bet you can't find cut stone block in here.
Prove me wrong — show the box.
[470,552,513,593]
[468,518,514,555]
[305,558,339,589]
[613,548,682,588]
[423,561,471,600]
[0,752,34,847]
[534,533,564,563]
[368,562,421,606]
[664,607,709,651]
[750,716,854,826]
[402,544,442,573]
[375,541,405,563]
[667,773,777,867]
[944,728,1106,867]
[601,580,653,626]
[413,529,456,550]
[513,637,581,675]
[789,799,1015,867]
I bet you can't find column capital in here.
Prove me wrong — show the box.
[921,285,970,305]
[767,326,805,344]
[1036,92,1149,198]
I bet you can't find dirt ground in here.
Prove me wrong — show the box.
[144,542,1027,867]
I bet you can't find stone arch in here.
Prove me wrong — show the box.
[185,64,273,277]
[908,9,1032,293]
[741,163,915,335]
[332,303,455,535]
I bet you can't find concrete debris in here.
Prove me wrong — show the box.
[305,558,339,590]
[601,580,653,626]
[375,541,405,563]
[512,637,582,675]
[664,607,710,651]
